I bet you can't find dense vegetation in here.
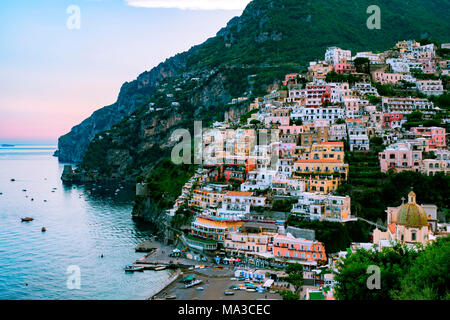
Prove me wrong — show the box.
[336,151,450,224]
[286,219,371,254]
[186,0,450,70]
[334,237,450,300]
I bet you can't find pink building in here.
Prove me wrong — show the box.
[273,234,327,264]
[378,142,422,173]
[410,127,446,148]
[306,84,331,107]
[282,73,299,86]
[264,116,290,126]
[372,71,404,84]
[334,62,356,74]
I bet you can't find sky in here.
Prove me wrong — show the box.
[0,0,251,144]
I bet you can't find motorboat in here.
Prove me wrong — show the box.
[124,265,144,272]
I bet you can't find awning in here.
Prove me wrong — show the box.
[263,279,274,288]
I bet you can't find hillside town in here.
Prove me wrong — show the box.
[137,40,450,300]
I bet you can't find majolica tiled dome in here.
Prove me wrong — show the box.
[397,191,428,227]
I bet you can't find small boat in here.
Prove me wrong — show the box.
[10,179,15,182]
[124,265,144,272]
[41,227,46,232]
[165,295,176,300]
[224,291,235,296]
[21,217,34,222]
[22,189,27,192]
[246,288,256,292]
[185,279,202,288]
[155,266,166,271]
[196,287,204,291]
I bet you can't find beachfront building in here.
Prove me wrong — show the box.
[224,232,274,257]
[378,141,422,173]
[273,234,327,265]
[373,191,434,246]
[291,192,354,222]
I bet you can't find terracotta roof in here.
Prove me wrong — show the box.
[226,191,253,196]
[388,223,396,234]
[295,159,343,163]
[320,141,343,145]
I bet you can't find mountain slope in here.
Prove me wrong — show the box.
[57,0,450,163]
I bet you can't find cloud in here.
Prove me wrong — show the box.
[125,0,251,11]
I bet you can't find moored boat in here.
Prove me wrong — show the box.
[124,265,144,272]
[185,279,202,288]
[21,217,34,222]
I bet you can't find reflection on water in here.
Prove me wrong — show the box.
[0,145,170,300]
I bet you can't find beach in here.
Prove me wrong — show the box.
[150,267,282,300]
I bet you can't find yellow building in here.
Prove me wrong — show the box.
[189,189,224,208]
[293,159,349,192]
[309,141,345,162]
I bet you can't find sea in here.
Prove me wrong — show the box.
[0,144,172,300]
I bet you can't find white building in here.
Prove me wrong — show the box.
[291,192,355,222]
[325,46,352,65]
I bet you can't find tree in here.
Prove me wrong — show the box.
[286,263,304,292]
[334,244,420,300]
[392,237,450,300]
[280,290,299,300]
[354,57,370,74]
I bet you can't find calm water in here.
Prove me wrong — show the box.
[0,145,171,300]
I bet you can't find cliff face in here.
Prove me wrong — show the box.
[57,52,190,163]
[57,0,450,163]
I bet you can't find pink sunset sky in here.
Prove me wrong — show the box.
[0,0,250,144]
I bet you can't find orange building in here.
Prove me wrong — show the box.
[273,234,327,264]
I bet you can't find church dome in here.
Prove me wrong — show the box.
[396,191,428,227]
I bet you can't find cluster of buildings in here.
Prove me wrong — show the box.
[146,40,448,273]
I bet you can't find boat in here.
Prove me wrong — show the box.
[196,287,204,291]
[224,291,235,296]
[246,288,256,292]
[185,279,202,288]
[124,265,144,272]
[155,266,166,271]
[165,295,176,300]
[21,217,34,222]
[41,227,46,232]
